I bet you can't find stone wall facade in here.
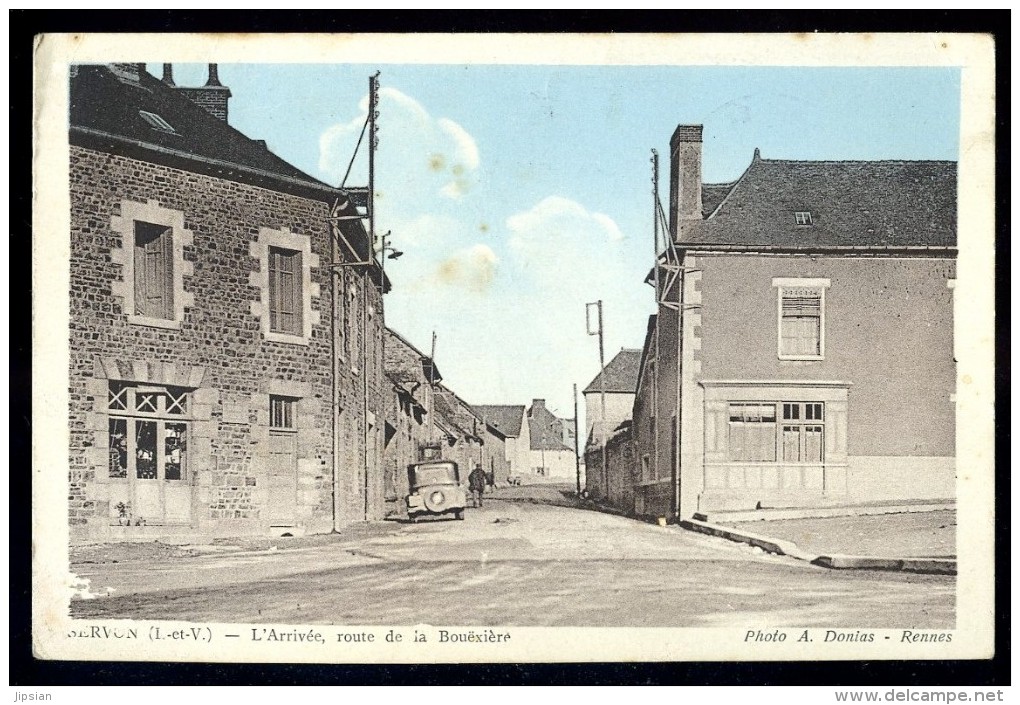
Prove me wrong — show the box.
[69,145,387,541]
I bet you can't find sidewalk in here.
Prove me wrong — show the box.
[682,508,956,575]
[721,510,955,559]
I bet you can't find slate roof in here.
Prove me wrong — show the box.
[384,328,442,385]
[701,182,735,217]
[527,402,574,452]
[683,154,957,249]
[473,405,525,438]
[69,64,336,198]
[584,348,643,395]
[433,387,482,441]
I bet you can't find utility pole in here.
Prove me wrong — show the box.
[586,300,607,498]
[651,149,661,491]
[573,383,581,496]
[427,331,436,444]
[363,70,379,521]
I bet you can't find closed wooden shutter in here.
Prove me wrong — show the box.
[269,247,302,335]
[134,222,173,319]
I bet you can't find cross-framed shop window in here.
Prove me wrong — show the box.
[108,381,190,482]
[725,400,825,464]
[781,401,824,463]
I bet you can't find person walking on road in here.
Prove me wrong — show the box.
[468,464,487,508]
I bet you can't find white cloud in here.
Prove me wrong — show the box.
[507,196,628,278]
[317,87,480,203]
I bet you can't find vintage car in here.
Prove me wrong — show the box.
[406,460,466,521]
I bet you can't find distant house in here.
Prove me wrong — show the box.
[526,399,577,483]
[67,63,389,541]
[583,348,641,499]
[473,404,530,482]
[630,124,956,520]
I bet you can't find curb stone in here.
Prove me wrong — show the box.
[679,518,956,575]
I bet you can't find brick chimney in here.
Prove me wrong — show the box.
[529,399,546,417]
[669,124,703,239]
[161,63,175,86]
[176,63,232,123]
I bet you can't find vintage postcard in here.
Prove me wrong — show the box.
[32,32,996,664]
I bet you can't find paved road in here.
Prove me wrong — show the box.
[71,485,954,628]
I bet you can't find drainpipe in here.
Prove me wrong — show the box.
[362,279,370,521]
[330,210,341,533]
[673,255,684,523]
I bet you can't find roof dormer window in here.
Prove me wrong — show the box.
[795,211,813,226]
[139,110,176,134]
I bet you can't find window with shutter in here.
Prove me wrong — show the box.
[773,279,829,360]
[268,247,302,335]
[133,222,174,320]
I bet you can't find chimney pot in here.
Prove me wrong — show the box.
[205,63,223,87]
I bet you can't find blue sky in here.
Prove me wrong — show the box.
[151,63,960,420]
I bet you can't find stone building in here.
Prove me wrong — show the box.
[68,63,389,541]
[631,124,956,519]
[382,327,507,512]
[582,348,641,500]
[434,385,507,487]
[382,327,439,517]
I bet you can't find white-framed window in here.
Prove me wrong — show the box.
[727,403,777,462]
[110,200,194,330]
[773,278,830,361]
[794,211,813,226]
[108,381,190,482]
[781,402,824,463]
[726,401,825,464]
[250,227,320,345]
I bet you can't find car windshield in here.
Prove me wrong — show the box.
[410,462,459,488]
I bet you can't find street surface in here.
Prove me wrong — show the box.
[71,484,954,628]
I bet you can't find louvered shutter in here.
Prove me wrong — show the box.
[780,287,822,356]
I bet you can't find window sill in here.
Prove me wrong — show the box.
[127,314,181,330]
[264,331,310,346]
[778,355,825,362]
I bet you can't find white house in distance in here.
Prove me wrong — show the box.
[526,399,577,483]
[584,348,642,448]
[473,404,531,482]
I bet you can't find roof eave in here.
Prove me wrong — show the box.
[677,242,958,256]
[70,126,344,204]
